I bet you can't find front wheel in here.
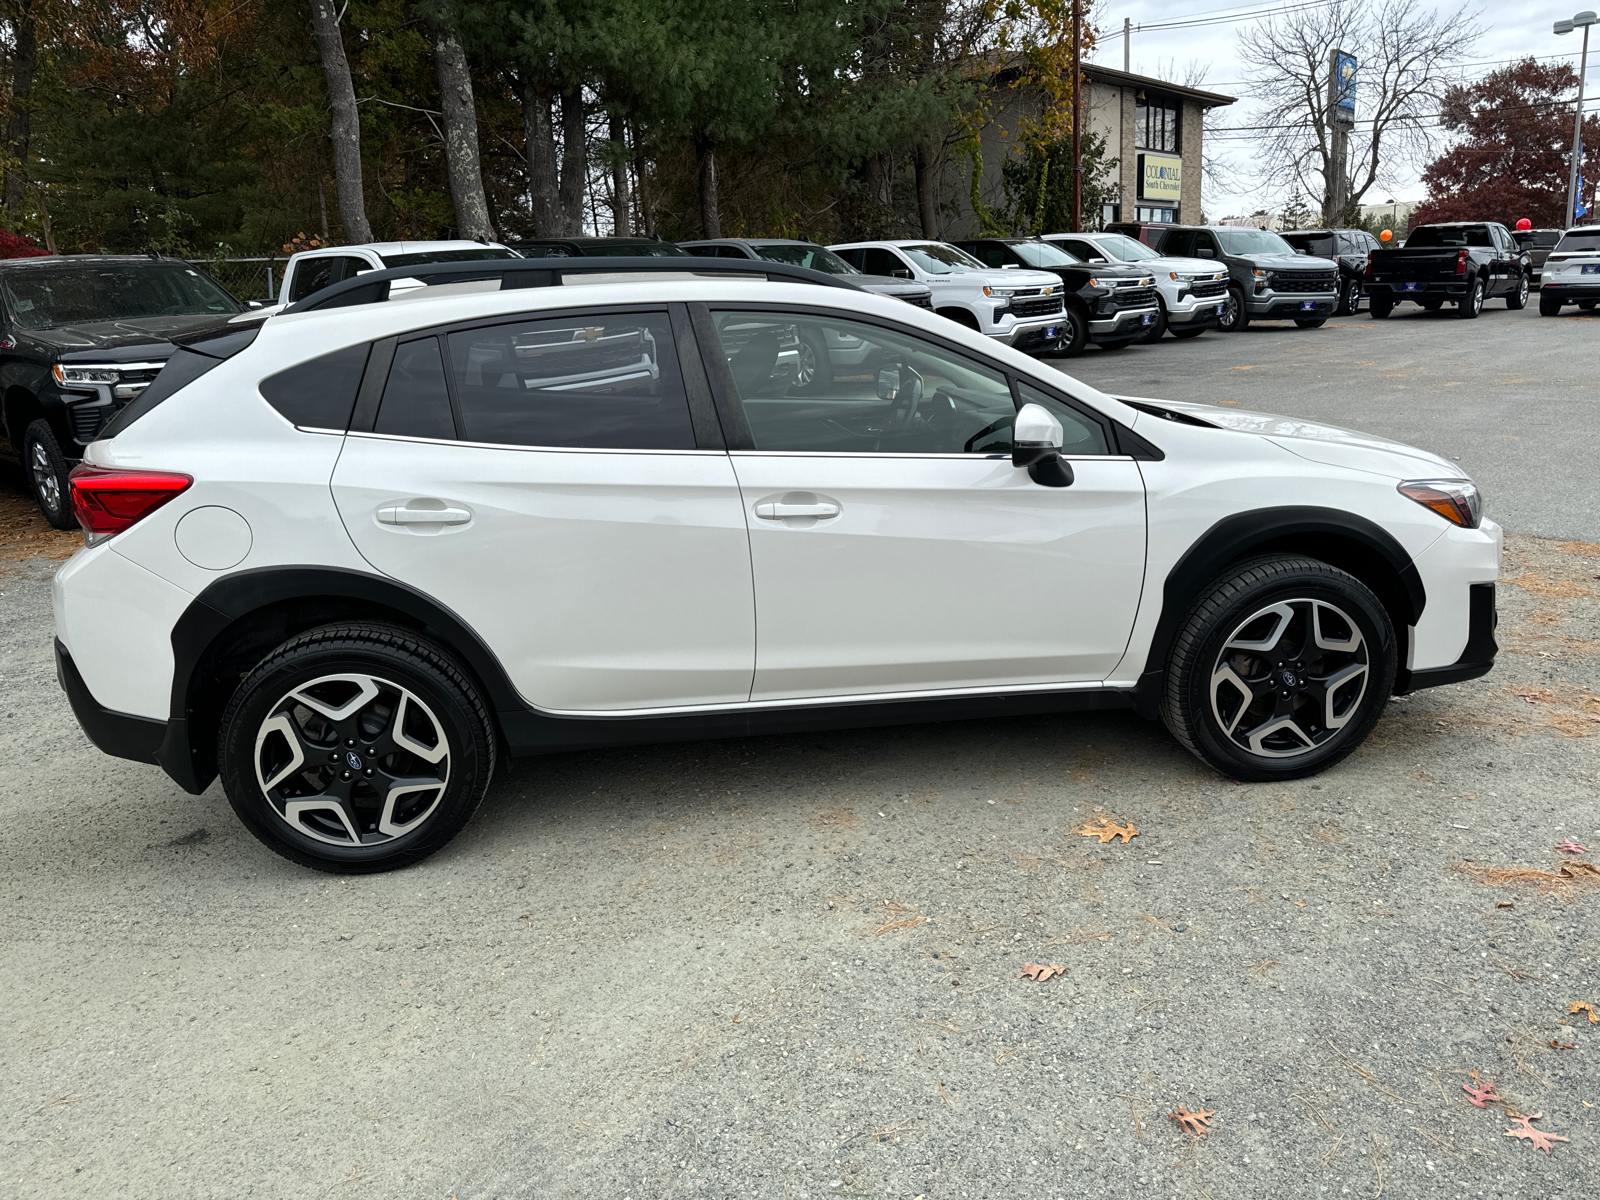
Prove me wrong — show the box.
[1336,278,1362,316]
[1136,303,1169,343]
[1160,556,1396,782]
[218,623,496,873]
[1170,326,1207,339]
[1458,276,1484,319]
[1098,338,1134,351]
[23,420,78,530]
[1216,288,1249,332]
[1506,271,1529,310]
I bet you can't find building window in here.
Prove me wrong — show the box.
[1101,203,1121,226]
[1136,96,1180,153]
[1136,206,1178,224]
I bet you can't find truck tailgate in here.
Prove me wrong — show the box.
[1370,250,1462,281]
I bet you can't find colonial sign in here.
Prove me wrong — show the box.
[1139,153,1181,202]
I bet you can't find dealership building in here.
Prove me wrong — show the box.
[952,64,1236,234]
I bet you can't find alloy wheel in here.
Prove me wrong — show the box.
[30,440,60,515]
[794,339,818,387]
[1219,291,1240,330]
[254,672,451,847]
[1208,599,1369,759]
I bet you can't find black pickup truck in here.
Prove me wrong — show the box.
[1365,222,1530,319]
[0,255,247,526]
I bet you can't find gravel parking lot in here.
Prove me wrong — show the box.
[3,308,1598,1199]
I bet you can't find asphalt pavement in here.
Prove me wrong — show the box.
[1054,299,1600,542]
[3,311,1599,1199]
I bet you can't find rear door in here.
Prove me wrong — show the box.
[697,305,1147,701]
[330,305,756,712]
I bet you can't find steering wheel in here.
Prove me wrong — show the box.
[882,364,924,433]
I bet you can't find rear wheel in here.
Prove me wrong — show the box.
[792,328,833,393]
[1458,276,1484,319]
[1579,300,1596,311]
[1294,318,1326,329]
[1540,292,1564,316]
[1506,271,1529,310]
[1336,277,1362,316]
[23,419,77,530]
[1368,297,1393,319]
[218,623,495,873]
[1161,557,1397,782]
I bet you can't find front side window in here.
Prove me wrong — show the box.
[962,241,1011,269]
[711,310,1097,455]
[752,244,859,275]
[445,313,694,449]
[2,262,242,329]
[860,247,910,277]
[1092,235,1159,262]
[1008,241,1080,268]
[899,243,985,274]
[1135,98,1180,152]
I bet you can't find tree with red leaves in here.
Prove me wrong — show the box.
[0,228,48,259]
[1412,58,1600,229]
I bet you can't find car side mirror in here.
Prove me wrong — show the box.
[1011,402,1074,487]
[1196,248,1215,258]
[1295,248,1307,255]
[876,363,922,405]
[245,299,264,310]
[891,268,912,279]
[1090,256,1108,263]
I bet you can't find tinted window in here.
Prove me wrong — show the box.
[289,256,357,302]
[861,247,907,276]
[831,247,865,270]
[1058,238,1105,261]
[516,243,578,258]
[445,313,694,449]
[1009,241,1079,267]
[680,245,718,257]
[1556,231,1600,252]
[1405,225,1490,248]
[751,244,859,275]
[1282,233,1334,257]
[2,262,241,328]
[1214,227,1295,256]
[375,338,455,440]
[900,243,985,273]
[963,242,1010,268]
[711,310,1017,454]
[259,343,371,430]
[1014,381,1110,455]
[1536,231,1561,248]
[1160,230,1196,257]
[380,248,519,267]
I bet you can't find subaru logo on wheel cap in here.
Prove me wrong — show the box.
[345,750,363,771]
[1281,670,1298,688]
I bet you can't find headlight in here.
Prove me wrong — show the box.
[53,365,121,385]
[982,285,1017,298]
[1398,480,1482,528]
[1252,269,1269,279]
[1170,271,1180,281]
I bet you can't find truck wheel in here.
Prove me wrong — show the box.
[1506,271,1529,310]
[1368,297,1393,319]
[1216,288,1249,332]
[1579,300,1596,311]
[1044,305,1089,357]
[1171,326,1206,339]
[218,623,496,874]
[1294,318,1326,329]
[937,308,980,332]
[1136,302,1168,343]
[23,419,78,530]
[1098,339,1134,351]
[1159,556,1397,782]
[1335,278,1361,316]
[1539,292,1563,316]
[1457,276,1484,319]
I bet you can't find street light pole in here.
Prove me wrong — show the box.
[1556,12,1598,227]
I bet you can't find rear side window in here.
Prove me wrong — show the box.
[259,343,370,430]
[444,312,694,449]
[375,337,456,440]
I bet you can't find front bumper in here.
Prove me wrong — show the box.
[1246,293,1336,319]
[1088,305,1160,338]
[1395,584,1498,693]
[1166,299,1226,326]
[992,315,1070,348]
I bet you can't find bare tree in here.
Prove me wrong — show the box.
[426,3,495,240]
[2,0,38,221]
[310,0,373,243]
[520,75,561,237]
[1238,0,1480,222]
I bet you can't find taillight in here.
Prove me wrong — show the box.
[1456,249,1469,276]
[69,464,192,545]
[1364,252,1372,277]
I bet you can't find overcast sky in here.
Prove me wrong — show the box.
[1088,1,1595,217]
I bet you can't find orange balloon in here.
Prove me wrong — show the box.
[1379,229,1393,241]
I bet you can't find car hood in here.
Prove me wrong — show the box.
[957,267,1066,289]
[1145,255,1228,277]
[27,313,236,357]
[1250,254,1339,271]
[1117,397,1463,479]
[854,274,932,297]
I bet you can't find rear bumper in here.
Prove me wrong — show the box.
[1539,281,1600,300]
[1369,282,1469,302]
[1395,583,1498,693]
[56,640,208,794]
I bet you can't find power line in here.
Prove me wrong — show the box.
[1203,93,1600,139]
[1096,0,1339,42]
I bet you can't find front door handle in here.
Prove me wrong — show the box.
[378,504,473,526]
[754,500,840,520]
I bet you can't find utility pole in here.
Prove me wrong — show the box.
[1325,48,1350,225]
[1072,0,1083,231]
[1555,15,1595,226]
[1123,18,1131,73]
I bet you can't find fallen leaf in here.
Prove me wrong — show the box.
[1571,1000,1598,1024]
[1503,1112,1570,1154]
[1556,839,1588,853]
[1549,1039,1575,1050]
[1292,901,1307,907]
[1075,818,1139,844]
[1017,962,1066,981]
[1168,1105,1214,1136]
[1462,1079,1502,1108]
[1495,901,1514,909]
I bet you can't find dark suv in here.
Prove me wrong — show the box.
[0,255,246,526]
[1279,228,1380,315]
[1152,226,1340,331]
[1511,228,1563,285]
[950,237,1159,355]
[508,237,689,258]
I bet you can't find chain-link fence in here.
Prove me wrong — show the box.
[192,257,282,304]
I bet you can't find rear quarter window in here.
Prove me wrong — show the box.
[258,343,371,430]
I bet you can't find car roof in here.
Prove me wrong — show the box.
[680,238,819,247]
[306,240,509,255]
[829,239,952,249]
[0,253,196,269]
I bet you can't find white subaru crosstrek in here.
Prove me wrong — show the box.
[54,260,1500,873]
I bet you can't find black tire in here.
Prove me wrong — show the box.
[1295,318,1326,329]
[1216,287,1249,332]
[1458,275,1484,319]
[1159,556,1397,782]
[1368,297,1393,319]
[1540,292,1563,316]
[1335,277,1361,316]
[1136,302,1169,343]
[1045,304,1089,357]
[1506,271,1529,311]
[22,419,78,530]
[1170,326,1206,339]
[218,622,496,874]
[792,327,833,394]
[1098,338,1134,351]
[1579,300,1596,311]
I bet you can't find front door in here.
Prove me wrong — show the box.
[701,307,1147,702]
[331,307,755,712]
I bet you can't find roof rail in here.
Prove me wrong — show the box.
[280,257,865,315]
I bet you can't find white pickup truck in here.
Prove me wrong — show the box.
[261,240,521,314]
[828,240,1068,351]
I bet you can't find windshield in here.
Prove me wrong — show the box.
[1404,225,1493,248]
[1091,234,1159,262]
[1008,241,1079,267]
[753,243,859,274]
[1556,230,1600,252]
[1214,227,1296,256]
[1,262,242,330]
[900,243,985,273]
[380,247,521,267]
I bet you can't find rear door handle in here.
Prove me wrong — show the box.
[754,501,840,520]
[378,504,473,526]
